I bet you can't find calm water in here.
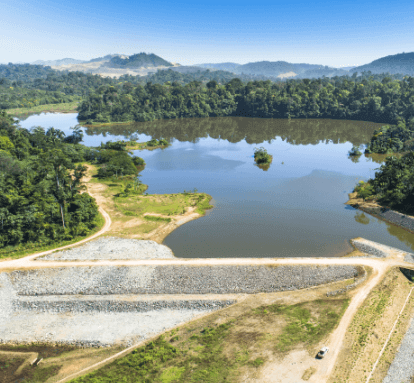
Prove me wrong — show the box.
[18,113,414,258]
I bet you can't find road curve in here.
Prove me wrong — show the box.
[1,205,111,266]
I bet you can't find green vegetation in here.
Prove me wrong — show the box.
[0,111,101,249]
[253,147,272,164]
[5,101,79,116]
[78,74,414,137]
[0,353,61,383]
[126,138,169,150]
[272,300,349,351]
[331,268,414,383]
[0,212,105,260]
[0,84,81,109]
[348,145,362,156]
[69,298,347,383]
[353,151,414,212]
[85,116,375,148]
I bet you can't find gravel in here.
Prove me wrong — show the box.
[38,237,175,261]
[383,315,414,383]
[7,265,359,295]
[13,298,235,314]
[326,267,367,297]
[359,206,414,234]
[351,238,413,259]
[0,308,223,347]
[404,253,414,264]
[0,264,359,347]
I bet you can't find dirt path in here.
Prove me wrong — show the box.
[3,173,414,382]
[311,260,389,382]
[1,171,112,266]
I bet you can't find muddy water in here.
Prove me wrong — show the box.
[18,113,414,258]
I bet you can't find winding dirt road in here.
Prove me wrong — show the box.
[2,183,414,382]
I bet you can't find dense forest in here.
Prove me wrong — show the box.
[0,64,282,110]
[78,74,414,154]
[0,110,143,250]
[354,152,414,213]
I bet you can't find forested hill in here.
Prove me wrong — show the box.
[0,64,55,82]
[78,74,414,154]
[105,53,173,68]
[351,52,414,75]
[233,61,349,78]
[197,63,241,72]
[235,61,297,76]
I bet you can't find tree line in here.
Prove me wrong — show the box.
[0,111,144,250]
[78,75,414,150]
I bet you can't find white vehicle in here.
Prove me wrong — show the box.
[317,346,329,359]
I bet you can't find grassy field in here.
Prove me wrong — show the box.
[5,102,80,117]
[0,211,105,261]
[87,166,212,240]
[0,343,122,383]
[68,298,349,383]
[0,277,355,382]
[329,267,414,383]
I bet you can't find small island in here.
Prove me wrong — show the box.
[254,147,273,171]
[126,138,170,151]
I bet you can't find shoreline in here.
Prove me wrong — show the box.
[84,164,213,246]
[6,102,80,118]
[346,193,414,235]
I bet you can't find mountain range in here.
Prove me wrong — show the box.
[29,51,414,79]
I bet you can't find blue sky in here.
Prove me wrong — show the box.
[2,0,414,67]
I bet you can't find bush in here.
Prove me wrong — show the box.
[254,147,272,164]
[353,181,375,200]
[132,156,145,166]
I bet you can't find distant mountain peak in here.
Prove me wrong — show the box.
[351,52,414,75]
[106,53,173,68]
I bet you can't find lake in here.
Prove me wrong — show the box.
[17,112,414,258]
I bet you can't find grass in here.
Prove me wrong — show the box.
[330,267,414,383]
[68,298,348,383]
[0,211,105,261]
[0,353,62,383]
[0,343,122,383]
[5,101,80,117]
[89,170,213,238]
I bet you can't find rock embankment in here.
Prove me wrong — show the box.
[13,299,235,314]
[38,237,175,261]
[355,203,414,234]
[7,265,359,296]
[351,238,413,259]
[383,315,414,383]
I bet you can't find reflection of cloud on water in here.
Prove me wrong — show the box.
[148,148,245,172]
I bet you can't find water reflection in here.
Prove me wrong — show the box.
[84,117,378,147]
[17,113,414,257]
[354,212,370,225]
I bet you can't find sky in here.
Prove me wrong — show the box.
[2,0,414,67]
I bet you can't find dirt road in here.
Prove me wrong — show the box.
[2,171,414,382]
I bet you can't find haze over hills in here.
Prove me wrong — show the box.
[31,58,87,66]
[26,51,414,80]
[351,52,414,75]
[197,63,242,72]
